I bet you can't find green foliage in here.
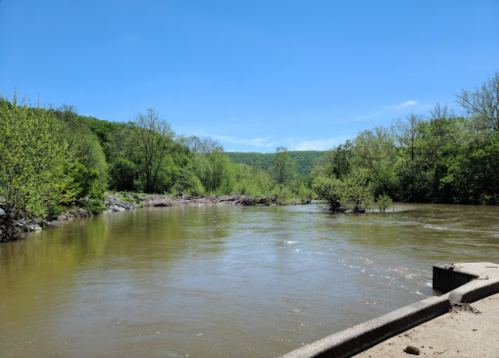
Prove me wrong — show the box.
[456,72,499,132]
[109,158,137,191]
[79,116,125,147]
[310,73,499,207]
[52,105,109,185]
[230,164,274,196]
[225,150,325,177]
[271,147,296,185]
[350,126,397,197]
[131,109,176,193]
[171,166,205,196]
[182,136,275,196]
[312,175,342,211]
[312,169,375,213]
[337,169,375,212]
[296,182,313,203]
[69,158,107,214]
[0,95,73,239]
[270,185,293,205]
[193,150,232,193]
[376,194,393,213]
[437,135,499,204]
[47,204,67,218]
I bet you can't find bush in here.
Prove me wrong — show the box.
[109,158,137,191]
[376,194,393,213]
[47,204,67,218]
[296,182,313,203]
[0,95,73,240]
[312,175,342,211]
[69,158,107,214]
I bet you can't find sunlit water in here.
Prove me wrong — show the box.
[1,203,498,357]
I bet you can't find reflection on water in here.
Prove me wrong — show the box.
[1,204,498,357]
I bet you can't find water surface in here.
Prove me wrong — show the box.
[1,203,498,357]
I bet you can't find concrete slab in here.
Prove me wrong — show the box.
[353,292,499,358]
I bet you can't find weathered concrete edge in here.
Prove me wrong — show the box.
[280,263,499,358]
[280,295,450,358]
[449,276,499,304]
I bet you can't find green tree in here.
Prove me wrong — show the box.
[391,113,424,201]
[312,174,342,211]
[0,96,73,240]
[108,158,137,191]
[310,149,337,179]
[271,146,296,185]
[69,158,107,214]
[338,169,375,213]
[131,109,175,193]
[376,194,392,213]
[312,169,375,213]
[352,126,396,197]
[457,72,499,132]
[187,136,230,193]
[53,105,108,185]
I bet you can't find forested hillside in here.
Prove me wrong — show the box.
[225,151,325,177]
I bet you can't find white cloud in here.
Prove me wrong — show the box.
[335,115,375,124]
[384,100,418,110]
[211,134,273,147]
[288,135,352,151]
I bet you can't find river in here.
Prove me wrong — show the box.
[1,203,498,357]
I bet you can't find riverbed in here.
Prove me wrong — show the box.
[1,203,498,357]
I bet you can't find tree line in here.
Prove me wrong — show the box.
[311,72,499,208]
[225,151,325,178]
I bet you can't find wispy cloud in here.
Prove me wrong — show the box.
[288,135,352,151]
[384,100,418,110]
[336,100,420,124]
[335,115,375,124]
[211,134,275,148]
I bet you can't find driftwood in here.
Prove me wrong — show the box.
[140,194,308,207]
[141,194,260,207]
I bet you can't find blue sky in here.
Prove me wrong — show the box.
[1,0,498,152]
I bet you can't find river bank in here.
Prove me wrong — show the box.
[0,193,311,241]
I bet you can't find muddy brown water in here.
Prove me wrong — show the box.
[1,204,498,358]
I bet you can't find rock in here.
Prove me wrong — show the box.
[104,195,136,211]
[0,208,5,216]
[403,346,420,355]
[15,218,42,232]
[154,202,172,207]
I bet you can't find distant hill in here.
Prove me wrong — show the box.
[225,151,326,177]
